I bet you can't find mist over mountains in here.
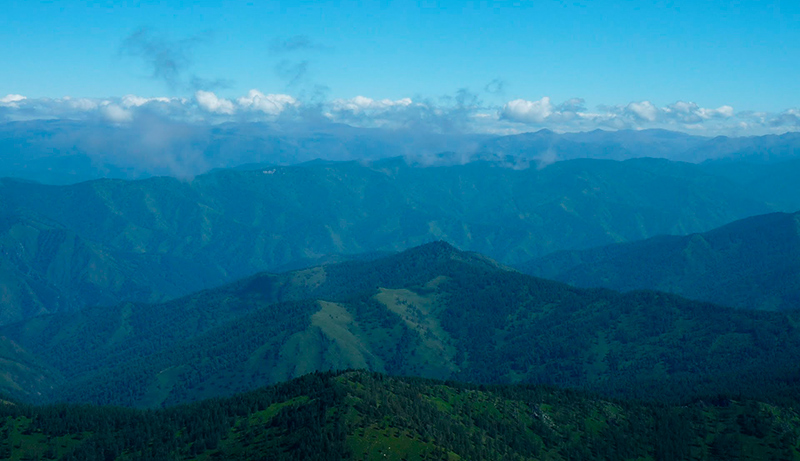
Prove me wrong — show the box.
[2,120,799,184]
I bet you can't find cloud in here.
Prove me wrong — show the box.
[557,98,586,113]
[269,35,328,54]
[275,60,309,87]
[121,28,195,89]
[769,109,800,128]
[501,97,554,123]
[484,79,505,95]
[62,97,99,111]
[332,96,414,112]
[328,90,484,133]
[237,90,297,116]
[626,101,659,122]
[663,101,734,123]
[1,94,26,107]
[101,104,133,122]
[0,91,798,137]
[121,94,173,108]
[495,97,773,135]
[120,28,226,92]
[195,91,235,115]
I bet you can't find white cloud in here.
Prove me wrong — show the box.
[1,94,26,103]
[699,105,734,119]
[626,101,659,122]
[121,94,173,107]
[500,97,554,123]
[236,89,297,115]
[332,96,414,112]
[0,91,797,136]
[63,97,99,111]
[102,104,133,122]
[1,94,26,107]
[195,90,235,114]
[662,101,735,123]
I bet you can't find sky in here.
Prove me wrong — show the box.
[1,0,799,135]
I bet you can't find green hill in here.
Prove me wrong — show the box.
[2,370,800,461]
[4,242,800,408]
[519,211,800,311]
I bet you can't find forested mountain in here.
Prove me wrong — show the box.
[0,335,60,401]
[3,242,800,409]
[4,155,800,325]
[519,211,800,311]
[2,370,800,461]
[0,207,225,325]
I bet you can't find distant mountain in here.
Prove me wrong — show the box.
[5,155,800,325]
[692,131,800,164]
[5,242,800,408]
[519,211,800,311]
[3,370,800,461]
[0,119,488,184]
[477,129,800,165]
[478,129,708,164]
[4,120,800,185]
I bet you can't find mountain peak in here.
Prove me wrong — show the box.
[389,241,508,274]
[415,240,459,253]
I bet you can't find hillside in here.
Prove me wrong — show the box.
[4,242,800,408]
[0,207,226,325]
[0,336,60,401]
[3,155,797,325]
[2,370,800,461]
[519,211,800,310]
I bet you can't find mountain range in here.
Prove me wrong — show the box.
[3,156,800,325]
[3,120,800,184]
[2,135,800,458]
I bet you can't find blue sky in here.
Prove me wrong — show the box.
[1,1,799,134]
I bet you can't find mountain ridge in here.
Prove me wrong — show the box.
[4,156,795,325]
[519,210,800,310]
[3,242,800,408]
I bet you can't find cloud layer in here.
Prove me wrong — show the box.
[1,90,798,136]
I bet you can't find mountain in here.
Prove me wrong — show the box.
[519,211,800,311]
[4,120,800,185]
[478,129,709,163]
[5,155,800,325]
[0,205,229,325]
[2,370,799,461]
[4,242,800,408]
[0,119,488,184]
